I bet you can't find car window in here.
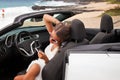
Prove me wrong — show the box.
[22,18,44,27]
[21,14,63,28]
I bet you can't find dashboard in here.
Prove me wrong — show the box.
[0,26,49,64]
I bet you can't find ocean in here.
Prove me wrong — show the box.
[0,0,39,8]
[0,0,76,8]
[0,0,76,19]
[0,0,76,15]
[0,0,76,29]
[0,0,40,19]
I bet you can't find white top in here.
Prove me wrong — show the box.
[27,43,59,80]
[45,43,59,60]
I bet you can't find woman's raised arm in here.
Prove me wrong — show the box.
[43,14,60,34]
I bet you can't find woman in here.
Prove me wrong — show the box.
[14,14,71,80]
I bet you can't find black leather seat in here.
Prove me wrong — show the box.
[42,19,89,80]
[70,19,89,45]
[90,14,114,44]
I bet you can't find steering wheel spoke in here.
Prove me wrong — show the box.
[15,31,41,57]
[19,47,34,57]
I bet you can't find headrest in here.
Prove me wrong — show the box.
[100,14,113,33]
[70,19,86,42]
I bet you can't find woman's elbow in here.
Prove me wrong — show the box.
[43,14,48,20]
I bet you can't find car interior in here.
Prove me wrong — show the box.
[0,10,120,80]
[89,14,114,44]
[42,13,120,80]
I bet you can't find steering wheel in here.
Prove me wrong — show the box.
[15,31,41,57]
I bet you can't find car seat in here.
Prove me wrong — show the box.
[70,19,89,45]
[90,14,114,44]
[42,19,89,80]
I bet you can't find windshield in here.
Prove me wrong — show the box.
[21,18,44,27]
[21,14,62,28]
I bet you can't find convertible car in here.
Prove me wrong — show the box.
[0,10,120,80]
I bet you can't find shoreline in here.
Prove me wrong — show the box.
[65,2,120,28]
[0,1,120,29]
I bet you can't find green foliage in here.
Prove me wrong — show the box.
[103,7,120,16]
[105,0,120,4]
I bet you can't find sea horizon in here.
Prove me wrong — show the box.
[0,0,76,9]
[0,0,39,9]
[0,0,76,29]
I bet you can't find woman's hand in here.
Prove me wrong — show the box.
[38,51,49,64]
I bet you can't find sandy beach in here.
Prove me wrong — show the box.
[65,2,120,28]
[0,6,36,29]
[0,1,120,29]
